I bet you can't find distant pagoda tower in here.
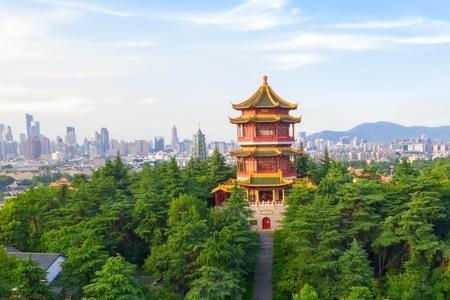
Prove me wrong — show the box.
[213,75,307,231]
[193,128,207,161]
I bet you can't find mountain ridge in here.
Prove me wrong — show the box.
[307,121,450,143]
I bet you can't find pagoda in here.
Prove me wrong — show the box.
[213,75,308,231]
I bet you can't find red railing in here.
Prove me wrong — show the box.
[237,136,294,143]
[237,169,296,178]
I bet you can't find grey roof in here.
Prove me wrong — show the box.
[5,246,19,252]
[7,251,62,271]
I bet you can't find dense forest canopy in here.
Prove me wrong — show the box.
[1,150,450,299]
[0,151,257,299]
[277,155,450,300]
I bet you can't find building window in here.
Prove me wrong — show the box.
[279,124,289,136]
[243,125,253,137]
[257,124,274,136]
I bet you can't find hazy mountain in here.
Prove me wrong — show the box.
[307,121,450,143]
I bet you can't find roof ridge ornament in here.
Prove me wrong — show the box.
[262,75,268,85]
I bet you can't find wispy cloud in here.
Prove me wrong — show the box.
[166,0,300,31]
[275,53,328,69]
[0,83,49,96]
[0,98,96,114]
[275,33,383,51]
[273,32,450,52]
[329,16,449,30]
[34,0,133,17]
[100,40,157,49]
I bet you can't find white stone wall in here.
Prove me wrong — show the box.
[249,203,285,231]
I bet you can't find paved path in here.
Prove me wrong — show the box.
[253,232,273,300]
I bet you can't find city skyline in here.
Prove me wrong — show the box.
[1,0,450,141]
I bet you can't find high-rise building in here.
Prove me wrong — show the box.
[5,126,13,142]
[171,124,179,150]
[193,128,207,161]
[25,113,33,138]
[153,136,165,152]
[65,127,77,158]
[25,114,42,159]
[100,127,110,155]
[2,126,17,159]
[212,76,304,231]
[0,124,5,142]
[19,133,27,156]
[65,127,77,144]
[40,135,51,155]
[93,128,110,157]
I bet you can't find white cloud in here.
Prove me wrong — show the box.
[34,0,133,17]
[0,98,96,114]
[396,35,450,45]
[275,53,328,69]
[166,0,300,31]
[273,32,450,52]
[0,83,49,96]
[330,16,449,30]
[276,33,383,51]
[101,40,157,49]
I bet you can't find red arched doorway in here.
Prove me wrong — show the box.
[262,217,271,230]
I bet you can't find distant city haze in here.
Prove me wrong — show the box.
[1,0,450,142]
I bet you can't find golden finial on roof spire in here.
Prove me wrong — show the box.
[262,75,268,85]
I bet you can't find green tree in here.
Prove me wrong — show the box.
[292,283,319,300]
[15,256,51,300]
[338,239,373,297]
[185,266,243,300]
[280,196,344,298]
[83,255,145,300]
[0,247,19,299]
[145,194,209,294]
[62,234,108,297]
[296,145,310,178]
[398,192,445,267]
[340,286,373,300]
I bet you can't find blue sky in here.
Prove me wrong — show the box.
[0,0,449,142]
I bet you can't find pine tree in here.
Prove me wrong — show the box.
[83,255,145,300]
[0,247,19,299]
[62,234,108,297]
[340,286,373,300]
[15,256,51,300]
[296,144,310,178]
[399,191,445,267]
[281,196,344,298]
[292,283,319,300]
[338,239,373,297]
[185,266,243,300]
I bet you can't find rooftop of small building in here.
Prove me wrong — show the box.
[5,247,63,271]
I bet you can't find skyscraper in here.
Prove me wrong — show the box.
[193,128,207,161]
[65,127,77,158]
[25,114,42,159]
[25,113,33,138]
[171,124,179,150]
[5,126,13,142]
[19,133,27,156]
[100,127,110,155]
[153,136,165,152]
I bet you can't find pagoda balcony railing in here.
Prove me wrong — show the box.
[237,136,294,143]
[247,200,284,206]
[237,169,297,177]
[237,170,250,177]
[282,169,297,177]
